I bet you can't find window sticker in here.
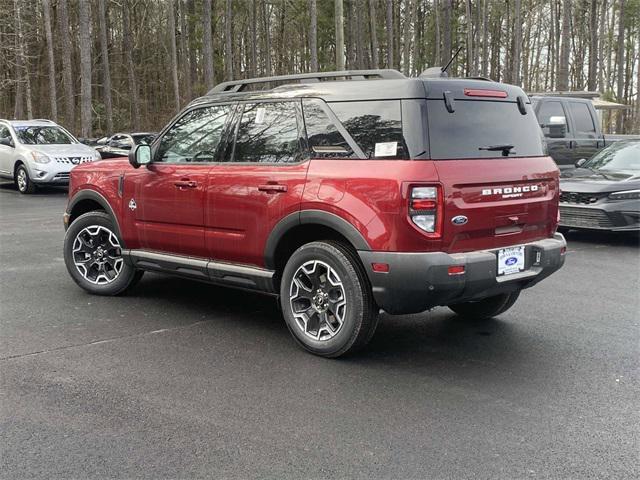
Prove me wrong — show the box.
[374,141,397,157]
[255,107,266,124]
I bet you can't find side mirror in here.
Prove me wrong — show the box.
[129,144,152,169]
[575,158,587,168]
[0,137,14,148]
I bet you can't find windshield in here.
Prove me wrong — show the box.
[132,134,155,145]
[15,126,76,145]
[427,100,545,160]
[585,141,640,171]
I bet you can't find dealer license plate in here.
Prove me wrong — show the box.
[497,246,525,276]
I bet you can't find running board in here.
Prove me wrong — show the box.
[122,250,276,293]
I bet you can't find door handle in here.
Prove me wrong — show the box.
[258,183,287,193]
[174,180,197,189]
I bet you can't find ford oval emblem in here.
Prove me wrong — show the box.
[505,257,518,266]
[451,215,468,226]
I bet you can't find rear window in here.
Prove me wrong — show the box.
[427,100,545,160]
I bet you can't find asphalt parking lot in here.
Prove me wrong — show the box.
[1,183,638,479]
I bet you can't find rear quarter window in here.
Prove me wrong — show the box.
[427,100,545,160]
[329,100,408,159]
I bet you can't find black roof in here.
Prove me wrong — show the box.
[188,69,528,107]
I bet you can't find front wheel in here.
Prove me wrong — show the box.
[64,211,143,296]
[15,164,36,194]
[448,291,521,320]
[280,241,378,358]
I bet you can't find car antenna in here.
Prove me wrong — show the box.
[441,46,464,75]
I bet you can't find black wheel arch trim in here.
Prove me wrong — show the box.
[264,209,371,269]
[66,190,124,244]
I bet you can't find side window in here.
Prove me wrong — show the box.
[0,126,11,142]
[537,101,569,138]
[329,100,407,159]
[231,102,301,163]
[302,100,355,158]
[157,105,231,162]
[568,102,597,138]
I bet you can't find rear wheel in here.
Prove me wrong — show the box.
[64,211,143,295]
[280,241,378,358]
[448,291,521,320]
[15,164,36,194]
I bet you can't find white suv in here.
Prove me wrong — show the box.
[0,119,100,194]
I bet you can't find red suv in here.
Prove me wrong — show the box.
[63,69,566,357]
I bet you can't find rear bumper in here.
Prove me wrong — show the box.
[358,234,566,315]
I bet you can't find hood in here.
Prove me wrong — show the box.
[560,168,640,193]
[31,144,99,158]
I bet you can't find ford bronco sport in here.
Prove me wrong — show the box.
[63,69,566,357]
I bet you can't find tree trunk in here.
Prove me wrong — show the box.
[597,0,608,93]
[481,0,488,77]
[615,0,625,132]
[225,0,233,79]
[168,0,180,110]
[511,0,522,85]
[79,0,92,137]
[13,0,24,119]
[558,0,571,91]
[441,0,452,66]
[310,0,318,71]
[355,0,365,69]
[465,0,474,76]
[251,0,258,76]
[97,0,113,133]
[122,2,140,130]
[262,0,272,76]
[434,0,440,66]
[402,0,414,76]
[335,0,345,70]
[42,0,58,122]
[203,0,215,90]
[369,0,379,68]
[386,0,393,68]
[587,0,598,91]
[58,0,75,127]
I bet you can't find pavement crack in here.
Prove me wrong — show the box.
[0,320,210,361]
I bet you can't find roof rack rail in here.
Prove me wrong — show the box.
[464,76,494,82]
[31,118,55,123]
[208,69,406,94]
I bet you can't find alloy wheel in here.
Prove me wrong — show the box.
[17,169,27,192]
[72,225,124,285]
[289,260,347,341]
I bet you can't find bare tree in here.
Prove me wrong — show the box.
[122,2,140,130]
[369,0,379,68]
[558,0,571,91]
[335,0,345,70]
[310,0,318,71]
[386,0,393,68]
[615,0,625,131]
[512,0,522,84]
[434,0,440,66]
[58,0,74,127]
[13,0,24,119]
[250,0,258,76]
[42,0,57,121]
[587,0,598,91]
[97,0,113,133]
[203,0,215,90]
[168,0,180,110]
[441,0,452,66]
[79,0,92,137]
[225,0,233,79]
[262,0,272,76]
[465,0,474,76]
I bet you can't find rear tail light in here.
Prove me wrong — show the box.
[409,185,442,237]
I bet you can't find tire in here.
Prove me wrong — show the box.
[280,241,379,358]
[448,290,521,320]
[64,211,143,296]
[15,164,36,194]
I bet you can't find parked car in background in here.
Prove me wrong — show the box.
[96,132,156,159]
[0,119,100,194]
[559,140,640,232]
[62,69,566,358]
[531,96,639,169]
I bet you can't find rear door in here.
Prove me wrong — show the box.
[206,100,309,267]
[123,104,232,257]
[567,100,601,161]
[426,94,559,253]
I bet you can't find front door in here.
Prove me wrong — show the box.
[123,104,232,258]
[206,101,309,267]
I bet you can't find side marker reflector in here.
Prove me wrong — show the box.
[447,265,465,275]
[372,263,390,273]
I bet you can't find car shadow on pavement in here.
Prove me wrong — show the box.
[562,228,639,247]
[0,181,68,195]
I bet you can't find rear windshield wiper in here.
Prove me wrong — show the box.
[479,144,515,156]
